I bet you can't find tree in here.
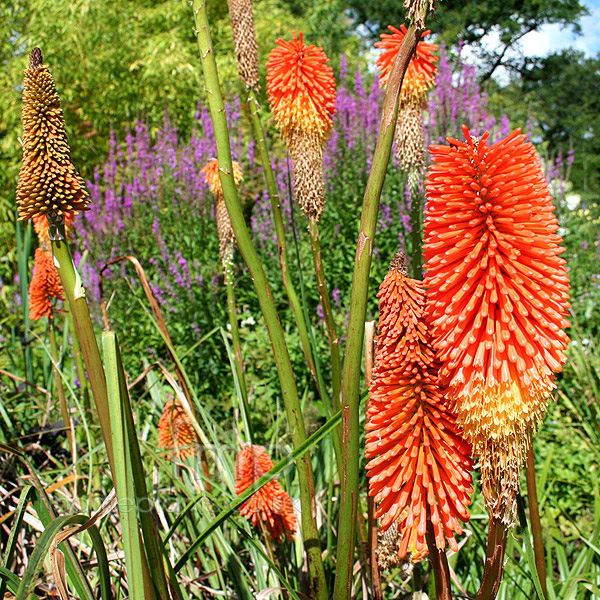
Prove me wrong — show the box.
[343,0,588,80]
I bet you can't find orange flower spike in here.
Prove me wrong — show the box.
[200,158,243,198]
[234,445,297,541]
[366,254,473,560]
[423,125,571,521]
[376,25,438,100]
[266,32,336,143]
[29,248,64,320]
[157,400,198,460]
[17,48,90,220]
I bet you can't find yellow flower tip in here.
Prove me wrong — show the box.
[266,31,336,143]
[366,253,473,558]
[157,400,198,460]
[234,445,297,541]
[375,25,438,102]
[16,49,90,221]
[423,125,571,521]
[200,158,243,197]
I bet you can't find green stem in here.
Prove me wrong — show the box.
[526,444,548,598]
[192,4,327,597]
[308,217,341,410]
[333,24,421,600]
[225,264,254,443]
[66,305,90,411]
[48,323,74,456]
[308,216,343,471]
[49,223,115,473]
[245,91,327,404]
[408,169,423,279]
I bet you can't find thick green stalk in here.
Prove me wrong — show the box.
[225,266,254,443]
[245,92,328,404]
[525,444,548,597]
[191,4,327,597]
[333,24,421,600]
[49,221,114,472]
[65,305,90,410]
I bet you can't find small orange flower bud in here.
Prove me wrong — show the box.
[157,400,198,460]
[234,445,297,541]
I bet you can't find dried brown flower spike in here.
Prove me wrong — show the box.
[227,0,260,91]
[16,48,90,221]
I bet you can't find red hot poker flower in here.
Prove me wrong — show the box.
[423,126,571,521]
[234,445,297,541]
[29,248,64,320]
[157,400,198,460]
[366,254,473,559]
[375,25,438,101]
[266,31,336,143]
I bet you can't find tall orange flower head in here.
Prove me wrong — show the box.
[17,48,90,221]
[201,158,243,268]
[266,32,336,143]
[366,254,473,560]
[423,126,571,521]
[157,400,198,460]
[266,32,336,221]
[29,248,64,320]
[376,25,438,102]
[234,445,297,541]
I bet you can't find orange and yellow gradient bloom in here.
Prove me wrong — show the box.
[234,445,297,541]
[375,25,438,101]
[375,25,438,171]
[366,254,473,559]
[267,32,336,220]
[423,125,571,520]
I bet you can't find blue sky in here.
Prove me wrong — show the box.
[519,0,600,57]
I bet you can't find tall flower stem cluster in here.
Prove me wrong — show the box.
[201,157,253,442]
[191,3,328,597]
[17,48,168,599]
[334,23,422,600]
[227,0,329,413]
[266,32,342,421]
